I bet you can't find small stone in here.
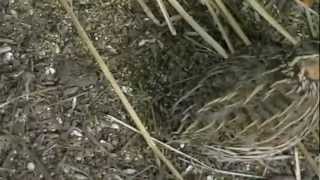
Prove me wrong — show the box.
[3,52,14,64]
[56,117,63,124]
[73,173,88,180]
[121,86,133,96]
[45,67,56,75]
[123,168,136,175]
[106,45,118,54]
[184,165,193,173]
[76,156,82,161]
[27,162,35,171]
[70,129,83,137]
[110,123,120,130]
[63,86,80,97]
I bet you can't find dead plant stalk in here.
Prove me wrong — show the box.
[58,0,183,179]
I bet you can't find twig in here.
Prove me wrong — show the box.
[60,163,92,180]
[0,167,15,173]
[0,87,58,109]
[179,158,266,179]
[167,0,228,58]
[312,130,319,144]
[294,147,301,180]
[160,14,183,27]
[305,8,318,38]
[246,0,298,45]
[183,35,217,54]
[57,1,183,179]
[105,115,265,179]
[0,46,12,55]
[297,142,320,177]
[156,0,177,35]
[0,38,15,44]
[136,0,161,26]
[47,91,87,107]
[212,0,251,46]
[171,83,202,113]
[204,0,235,53]
[131,165,155,179]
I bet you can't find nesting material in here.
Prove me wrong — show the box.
[180,54,319,161]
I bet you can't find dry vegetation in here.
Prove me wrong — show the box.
[0,0,319,179]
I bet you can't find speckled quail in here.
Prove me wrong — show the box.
[178,47,319,161]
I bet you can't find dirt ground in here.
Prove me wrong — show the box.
[0,0,319,180]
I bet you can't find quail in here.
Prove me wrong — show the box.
[178,47,319,161]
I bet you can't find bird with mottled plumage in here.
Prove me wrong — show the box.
[178,50,319,161]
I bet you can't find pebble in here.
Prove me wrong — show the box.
[27,162,35,171]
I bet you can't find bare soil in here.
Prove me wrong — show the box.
[0,0,319,180]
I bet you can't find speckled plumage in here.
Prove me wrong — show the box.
[179,52,319,160]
